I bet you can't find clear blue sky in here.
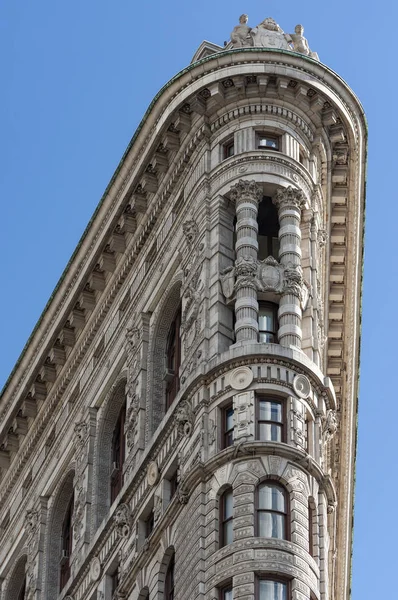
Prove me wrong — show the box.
[0,1,395,597]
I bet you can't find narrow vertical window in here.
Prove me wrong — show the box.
[220,585,233,600]
[257,482,287,539]
[309,503,314,556]
[111,401,126,503]
[60,493,74,591]
[257,196,280,261]
[220,488,233,547]
[258,302,278,343]
[164,554,175,600]
[222,404,234,448]
[258,579,287,600]
[257,398,284,442]
[166,306,182,409]
[18,578,27,600]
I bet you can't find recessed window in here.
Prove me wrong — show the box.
[220,488,233,547]
[257,482,288,539]
[60,493,74,591]
[145,510,155,538]
[257,397,284,442]
[111,568,119,597]
[258,302,278,344]
[18,578,27,600]
[111,401,126,503]
[309,502,315,556]
[164,554,175,600]
[257,196,279,261]
[165,306,182,409]
[258,579,288,600]
[257,134,280,151]
[220,585,233,600]
[223,139,235,159]
[222,404,234,449]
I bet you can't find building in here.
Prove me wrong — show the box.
[0,14,366,600]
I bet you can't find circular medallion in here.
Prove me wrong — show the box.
[293,374,311,399]
[90,557,102,582]
[121,524,131,538]
[147,461,159,486]
[238,165,248,174]
[229,366,254,390]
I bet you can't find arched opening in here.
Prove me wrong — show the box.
[257,196,279,261]
[219,487,233,547]
[165,304,182,410]
[149,281,182,435]
[45,470,75,598]
[5,555,27,600]
[110,400,127,503]
[158,546,175,600]
[93,377,127,528]
[164,552,175,600]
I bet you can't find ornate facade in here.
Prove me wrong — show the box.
[0,15,366,600]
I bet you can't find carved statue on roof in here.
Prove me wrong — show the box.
[230,14,252,48]
[250,17,290,50]
[287,24,319,60]
[229,16,319,60]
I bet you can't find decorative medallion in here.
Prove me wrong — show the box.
[147,461,159,486]
[90,557,102,582]
[229,366,254,390]
[293,374,311,399]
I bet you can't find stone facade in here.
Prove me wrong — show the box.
[0,16,366,600]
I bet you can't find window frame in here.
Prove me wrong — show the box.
[258,302,279,344]
[308,502,315,556]
[256,576,290,600]
[165,306,182,410]
[164,553,175,600]
[220,487,234,548]
[110,401,127,504]
[256,132,281,152]
[221,403,234,449]
[59,492,74,591]
[219,583,233,600]
[256,396,286,443]
[255,481,289,540]
[222,138,235,160]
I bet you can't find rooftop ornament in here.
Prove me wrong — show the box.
[229,15,319,60]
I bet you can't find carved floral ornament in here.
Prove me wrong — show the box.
[273,186,306,212]
[229,179,262,205]
[114,503,133,538]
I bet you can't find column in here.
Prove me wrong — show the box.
[273,186,306,348]
[230,180,262,342]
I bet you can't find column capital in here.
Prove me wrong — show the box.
[230,179,262,206]
[273,186,306,211]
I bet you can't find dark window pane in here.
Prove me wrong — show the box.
[224,490,233,519]
[223,588,233,600]
[258,422,282,442]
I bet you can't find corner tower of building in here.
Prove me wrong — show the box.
[0,15,366,600]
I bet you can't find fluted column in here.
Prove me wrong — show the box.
[273,186,306,348]
[230,180,262,341]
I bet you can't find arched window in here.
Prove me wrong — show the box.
[256,482,288,540]
[258,302,278,343]
[308,501,315,556]
[164,553,175,600]
[220,488,233,547]
[110,400,126,503]
[18,578,26,600]
[258,578,288,600]
[165,305,182,409]
[60,492,74,591]
[257,196,279,261]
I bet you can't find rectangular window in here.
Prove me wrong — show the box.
[257,134,280,151]
[220,585,233,600]
[222,404,234,448]
[257,398,284,442]
[220,489,233,547]
[145,511,154,538]
[258,302,278,343]
[258,579,287,600]
[223,140,235,159]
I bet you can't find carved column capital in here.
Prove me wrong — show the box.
[273,185,306,211]
[230,179,262,206]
